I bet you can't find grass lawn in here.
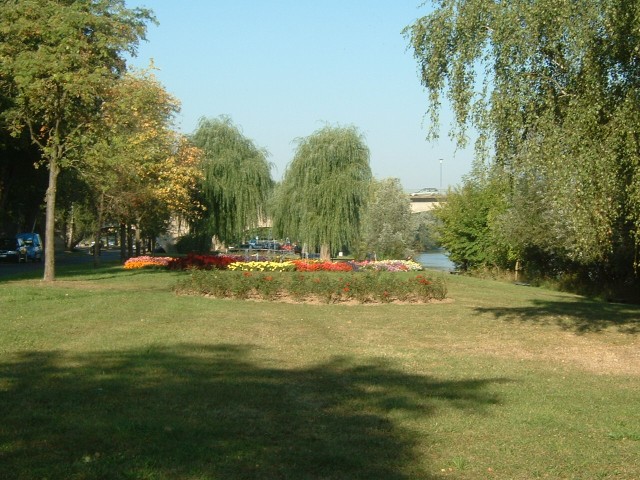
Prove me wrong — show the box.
[1,263,639,479]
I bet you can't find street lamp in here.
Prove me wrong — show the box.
[439,158,443,192]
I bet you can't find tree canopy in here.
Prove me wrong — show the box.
[360,178,414,259]
[272,125,372,259]
[79,70,202,260]
[0,0,155,280]
[406,0,640,288]
[191,116,273,247]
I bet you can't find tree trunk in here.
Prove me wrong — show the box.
[43,155,60,282]
[66,205,74,251]
[320,243,331,261]
[127,224,134,259]
[93,192,105,267]
[119,222,127,262]
[135,223,141,257]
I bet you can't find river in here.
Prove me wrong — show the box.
[415,250,456,271]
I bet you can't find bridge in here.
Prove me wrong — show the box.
[409,194,445,213]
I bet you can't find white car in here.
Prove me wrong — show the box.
[410,188,439,196]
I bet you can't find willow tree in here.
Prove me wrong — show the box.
[360,178,414,260]
[0,0,154,280]
[405,0,640,282]
[272,125,372,260]
[191,117,273,248]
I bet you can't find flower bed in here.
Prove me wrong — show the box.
[355,259,423,272]
[291,260,354,272]
[227,261,296,272]
[167,253,240,270]
[124,254,425,273]
[123,256,174,269]
[175,270,447,304]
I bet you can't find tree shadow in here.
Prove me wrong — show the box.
[0,262,160,283]
[474,298,640,334]
[0,344,508,479]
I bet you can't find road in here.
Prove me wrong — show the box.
[0,248,122,281]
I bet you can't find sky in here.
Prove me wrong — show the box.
[125,0,475,191]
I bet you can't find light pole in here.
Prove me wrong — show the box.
[439,158,443,192]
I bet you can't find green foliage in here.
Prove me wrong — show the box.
[79,71,185,243]
[0,0,155,279]
[359,178,414,259]
[434,175,510,270]
[174,232,212,254]
[411,211,441,252]
[272,125,372,258]
[191,116,274,245]
[175,270,447,304]
[405,0,640,289]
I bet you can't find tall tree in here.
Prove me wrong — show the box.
[272,125,372,260]
[360,178,414,259]
[191,116,273,248]
[405,0,640,283]
[79,71,203,263]
[434,175,510,271]
[0,0,154,280]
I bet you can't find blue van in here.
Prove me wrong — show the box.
[16,233,43,262]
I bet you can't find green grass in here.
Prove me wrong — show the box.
[1,263,639,479]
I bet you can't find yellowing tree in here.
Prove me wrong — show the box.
[0,0,154,280]
[80,71,203,261]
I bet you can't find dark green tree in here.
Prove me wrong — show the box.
[434,175,510,271]
[0,0,154,280]
[272,125,372,260]
[191,117,273,248]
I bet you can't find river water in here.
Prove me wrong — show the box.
[415,250,456,271]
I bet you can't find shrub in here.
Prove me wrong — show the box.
[175,271,447,304]
[253,272,283,300]
[286,273,313,301]
[174,233,212,254]
[175,270,229,297]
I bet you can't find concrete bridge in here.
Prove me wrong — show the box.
[409,195,445,213]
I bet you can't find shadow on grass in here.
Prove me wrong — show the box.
[474,298,640,334]
[0,344,507,479]
[0,262,163,284]
[0,259,124,283]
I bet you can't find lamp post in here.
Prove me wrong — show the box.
[439,158,443,192]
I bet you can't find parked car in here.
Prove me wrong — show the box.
[16,233,43,262]
[0,237,27,263]
[410,187,440,196]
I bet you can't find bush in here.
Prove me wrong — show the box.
[174,233,212,254]
[175,271,447,304]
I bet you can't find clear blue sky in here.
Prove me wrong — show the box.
[125,0,474,191]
